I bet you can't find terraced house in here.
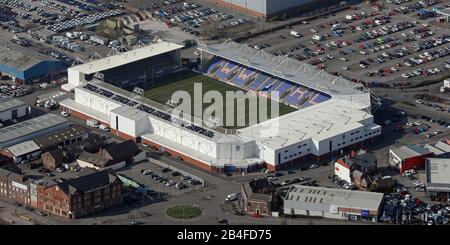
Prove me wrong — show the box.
[31,170,123,219]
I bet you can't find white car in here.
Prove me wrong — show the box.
[99,124,110,132]
[142,170,152,175]
[267,177,277,181]
[225,193,239,202]
[414,121,422,126]
[310,164,319,169]
[413,181,424,187]
[60,111,70,117]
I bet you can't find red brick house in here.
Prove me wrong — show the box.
[241,178,275,216]
[36,170,123,219]
[7,172,31,206]
[42,149,67,171]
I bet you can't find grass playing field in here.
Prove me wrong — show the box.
[144,71,296,129]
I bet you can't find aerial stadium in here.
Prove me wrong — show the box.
[60,40,381,173]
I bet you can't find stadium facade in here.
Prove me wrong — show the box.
[61,40,381,173]
[62,41,183,92]
[206,0,347,19]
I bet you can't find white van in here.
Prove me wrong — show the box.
[312,35,322,41]
[99,124,110,132]
[66,32,75,39]
[87,119,99,128]
[290,30,301,38]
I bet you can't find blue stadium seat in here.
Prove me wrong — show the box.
[204,57,331,108]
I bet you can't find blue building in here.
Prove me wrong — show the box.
[0,46,65,83]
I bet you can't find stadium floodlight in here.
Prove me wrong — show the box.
[93,72,104,81]
[132,87,144,96]
[273,68,283,76]
[205,116,221,129]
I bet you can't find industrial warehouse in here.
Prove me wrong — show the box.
[0,46,65,83]
[283,185,385,222]
[0,114,69,149]
[0,96,30,122]
[207,0,347,19]
[60,40,381,173]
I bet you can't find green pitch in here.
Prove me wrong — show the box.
[144,71,296,129]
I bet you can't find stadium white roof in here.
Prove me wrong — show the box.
[199,40,379,150]
[237,99,379,149]
[70,41,184,74]
[284,185,384,212]
[198,40,369,104]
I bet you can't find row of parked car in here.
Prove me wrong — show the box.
[362,34,450,77]
[381,191,450,225]
[46,10,123,32]
[391,0,441,15]
[141,168,201,190]
[0,82,32,97]
[327,175,357,190]
[358,21,415,42]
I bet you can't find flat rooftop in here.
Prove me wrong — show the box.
[238,98,380,149]
[69,41,184,74]
[426,158,450,189]
[284,185,384,212]
[390,144,432,160]
[0,96,27,113]
[0,114,69,145]
[0,46,58,71]
[34,125,89,149]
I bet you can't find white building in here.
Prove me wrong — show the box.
[0,114,69,149]
[283,185,384,222]
[60,41,381,173]
[2,141,41,164]
[0,96,30,122]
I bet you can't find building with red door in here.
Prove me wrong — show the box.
[389,144,434,173]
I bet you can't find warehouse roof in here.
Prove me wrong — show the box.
[6,141,40,157]
[284,185,384,212]
[0,96,27,113]
[424,141,450,156]
[0,46,58,71]
[34,125,89,150]
[340,153,377,168]
[426,158,450,184]
[426,158,450,192]
[69,41,183,74]
[390,144,432,160]
[0,114,69,145]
